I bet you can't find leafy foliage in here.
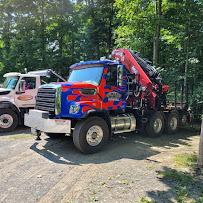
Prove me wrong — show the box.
[0,0,202,105]
[115,0,203,105]
[0,0,114,77]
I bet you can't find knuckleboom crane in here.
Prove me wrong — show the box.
[112,48,169,110]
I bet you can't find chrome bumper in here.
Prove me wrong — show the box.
[24,109,71,134]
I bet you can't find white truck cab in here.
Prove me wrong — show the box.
[0,70,65,132]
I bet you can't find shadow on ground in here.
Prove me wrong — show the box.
[0,126,30,136]
[30,128,199,166]
[146,166,203,203]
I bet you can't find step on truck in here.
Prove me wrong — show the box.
[0,69,66,132]
[25,49,191,153]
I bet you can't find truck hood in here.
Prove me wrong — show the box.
[0,88,11,95]
[61,82,97,92]
[57,82,100,119]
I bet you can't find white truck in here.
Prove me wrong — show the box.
[0,69,66,132]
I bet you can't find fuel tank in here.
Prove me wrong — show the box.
[111,113,136,134]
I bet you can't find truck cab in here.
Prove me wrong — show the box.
[2,72,40,107]
[32,60,128,118]
[0,70,66,132]
[25,60,137,153]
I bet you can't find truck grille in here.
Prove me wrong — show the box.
[36,88,56,113]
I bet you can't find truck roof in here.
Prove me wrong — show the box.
[3,70,53,78]
[3,72,40,78]
[3,69,66,82]
[70,60,120,69]
[3,72,22,77]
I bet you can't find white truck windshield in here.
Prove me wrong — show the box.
[3,77,19,90]
[68,67,104,86]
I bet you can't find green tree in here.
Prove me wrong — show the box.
[114,0,203,104]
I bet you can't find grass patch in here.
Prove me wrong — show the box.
[139,197,156,203]
[174,153,197,168]
[158,169,203,203]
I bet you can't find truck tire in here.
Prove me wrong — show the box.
[73,117,109,153]
[180,113,188,126]
[145,111,165,137]
[0,109,18,132]
[166,111,180,134]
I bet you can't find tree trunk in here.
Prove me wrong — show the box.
[40,0,46,68]
[59,0,64,65]
[183,0,191,106]
[184,41,189,104]
[198,119,203,168]
[107,1,114,54]
[153,0,162,67]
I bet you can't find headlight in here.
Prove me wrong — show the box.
[55,86,61,115]
[69,104,80,114]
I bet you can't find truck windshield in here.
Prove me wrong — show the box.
[68,67,104,86]
[3,76,19,90]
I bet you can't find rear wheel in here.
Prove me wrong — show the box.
[0,109,18,132]
[166,111,180,134]
[180,113,188,126]
[73,117,109,153]
[145,112,165,137]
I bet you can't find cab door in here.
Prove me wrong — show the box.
[102,64,127,110]
[15,76,37,108]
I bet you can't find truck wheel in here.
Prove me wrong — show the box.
[166,111,180,134]
[145,112,165,137]
[73,117,109,153]
[180,113,187,126]
[0,109,18,132]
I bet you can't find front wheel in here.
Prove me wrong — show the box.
[73,117,109,153]
[145,112,165,137]
[0,109,18,132]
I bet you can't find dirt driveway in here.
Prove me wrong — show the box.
[0,127,200,203]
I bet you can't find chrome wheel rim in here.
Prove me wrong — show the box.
[86,125,103,146]
[170,117,178,130]
[0,114,13,129]
[153,118,162,134]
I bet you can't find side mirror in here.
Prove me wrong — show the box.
[19,80,26,93]
[117,65,124,86]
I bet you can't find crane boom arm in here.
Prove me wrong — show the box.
[112,49,153,90]
[111,48,170,109]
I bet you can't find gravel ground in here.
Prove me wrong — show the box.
[0,127,200,203]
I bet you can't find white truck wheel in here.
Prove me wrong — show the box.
[0,109,18,132]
